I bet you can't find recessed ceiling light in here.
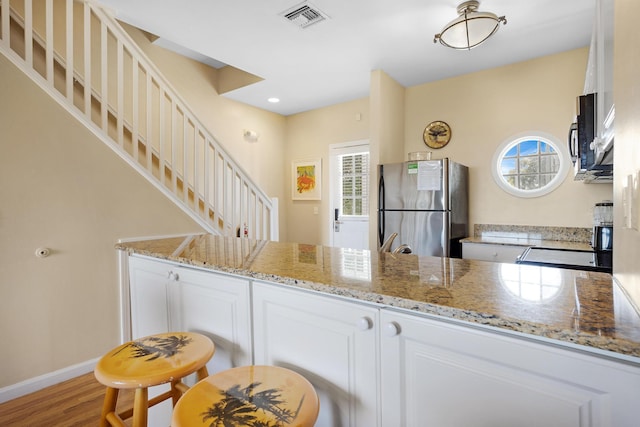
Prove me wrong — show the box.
[268,97,280,103]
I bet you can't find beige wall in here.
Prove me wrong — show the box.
[0,54,202,387]
[405,48,612,230]
[613,0,640,309]
[285,98,370,245]
[371,70,406,166]
[369,70,406,249]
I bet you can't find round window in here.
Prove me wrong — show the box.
[491,132,569,198]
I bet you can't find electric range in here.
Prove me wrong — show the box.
[516,247,612,273]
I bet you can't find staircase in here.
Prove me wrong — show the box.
[0,0,277,240]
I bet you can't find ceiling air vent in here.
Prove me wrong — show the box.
[280,2,329,29]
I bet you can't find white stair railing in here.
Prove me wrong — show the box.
[0,0,276,240]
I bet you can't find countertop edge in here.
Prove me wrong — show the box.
[461,236,594,251]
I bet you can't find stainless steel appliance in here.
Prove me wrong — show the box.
[516,202,614,273]
[568,93,613,182]
[592,201,613,269]
[377,159,468,257]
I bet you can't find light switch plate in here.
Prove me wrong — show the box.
[633,170,640,231]
[623,174,632,229]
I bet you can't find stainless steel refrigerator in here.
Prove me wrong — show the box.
[378,159,468,257]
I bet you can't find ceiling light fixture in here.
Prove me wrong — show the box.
[434,1,507,50]
[268,97,280,103]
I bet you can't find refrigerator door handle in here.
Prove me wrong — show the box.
[443,213,450,256]
[378,168,385,211]
[378,172,385,246]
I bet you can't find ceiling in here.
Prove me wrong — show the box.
[94,0,596,116]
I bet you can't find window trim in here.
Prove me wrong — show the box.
[491,132,570,198]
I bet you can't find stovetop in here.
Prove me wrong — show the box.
[516,247,612,273]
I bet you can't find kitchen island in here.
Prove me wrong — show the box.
[116,234,640,427]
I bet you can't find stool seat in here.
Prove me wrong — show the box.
[95,332,214,388]
[95,332,215,427]
[172,365,320,427]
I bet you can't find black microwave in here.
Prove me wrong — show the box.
[568,93,613,182]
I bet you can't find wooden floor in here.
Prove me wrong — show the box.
[0,373,135,426]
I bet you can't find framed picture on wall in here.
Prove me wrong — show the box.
[292,158,321,200]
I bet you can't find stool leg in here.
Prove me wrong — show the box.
[171,379,183,406]
[131,387,148,427]
[196,365,209,381]
[99,387,119,427]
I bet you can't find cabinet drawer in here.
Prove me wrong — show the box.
[462,242,526,263]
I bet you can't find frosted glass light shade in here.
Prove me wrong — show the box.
[434,1,507,50]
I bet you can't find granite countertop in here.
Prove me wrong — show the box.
[116,234,640,360]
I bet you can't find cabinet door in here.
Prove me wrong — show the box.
[170,266,253,375]
[127,256,176,426]
[252,282,380,427]
[128,255,172,338]
[381,309,640,427]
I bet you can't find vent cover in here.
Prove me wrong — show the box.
[280,2,329,29]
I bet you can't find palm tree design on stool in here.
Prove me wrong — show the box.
[115,334,193,361]
[201,381,306,427]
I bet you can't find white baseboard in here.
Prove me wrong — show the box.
[0,358,99,404]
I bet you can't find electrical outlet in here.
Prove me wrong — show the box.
[313,206,319,215]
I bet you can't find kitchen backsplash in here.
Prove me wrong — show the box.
[474,224,592,243]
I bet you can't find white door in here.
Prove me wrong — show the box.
[330,141,370,249]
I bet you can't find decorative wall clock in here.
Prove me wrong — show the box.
[423,121,452,149]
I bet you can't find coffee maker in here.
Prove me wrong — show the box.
[592,201,613,270]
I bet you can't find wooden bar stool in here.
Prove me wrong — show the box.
[94,332,215,427]
[172,365,320,427]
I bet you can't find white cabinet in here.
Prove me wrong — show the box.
[129,255,252,372]
[462,242,526,263]
[128,255,172,337]
[380,309,640,427]
[588,0,614,145]
[252,281,380,427]
[127,255,253,426]
[168,266,253,374]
